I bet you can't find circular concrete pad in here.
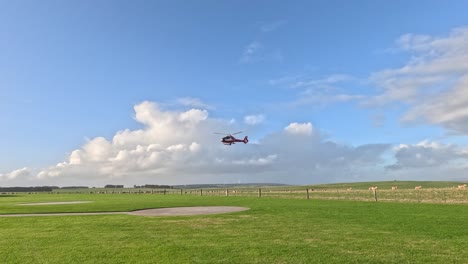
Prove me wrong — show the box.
[0,206,249,217]
[128,206,250,216]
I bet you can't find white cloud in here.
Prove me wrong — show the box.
[240,41,263,63]
[387,140,468,170]
[83,137,112,162]
[239,41,283,64]
[0,167,31,180]
[35,102,213,183]
[292,93,365,107]
[269,73,364,108]
[4,100,466,186]
[244,115,265,125]
[291,74,353,89]
[284,122,313,136]
[367,27,468,134]
[176,97,213,110]
[232,154,277,166]
[401,76,468,133]
[0,101,397,185]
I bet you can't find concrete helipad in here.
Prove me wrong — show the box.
[128,206,250,216]
[0,206,250,217]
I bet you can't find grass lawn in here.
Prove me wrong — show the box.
[0,194,467,263]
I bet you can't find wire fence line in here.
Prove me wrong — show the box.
[11,187,460,205]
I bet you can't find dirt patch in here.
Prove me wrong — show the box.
[0,206,250,217]
[17,201,94,206]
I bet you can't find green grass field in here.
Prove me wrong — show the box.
[47,181,468,204]
[305,180,467,190]
[0,193,467,263]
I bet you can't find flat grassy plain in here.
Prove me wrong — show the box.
[48,181,468,204]
[0,194,467,263]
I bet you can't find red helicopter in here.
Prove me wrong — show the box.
[214,131,248,145]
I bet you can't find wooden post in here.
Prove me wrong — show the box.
[373,189,378,202]
[200,189,203,196]
[306,188,310,200]
[163,189,166,195]
[258,188,262,198]
[225,188,229,197]
[180,189,183,195]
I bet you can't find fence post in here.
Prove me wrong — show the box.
[306,188,310,200]
[200,189,203,196]
[225,188,229,197]
[180,189,183,195]
[373,189,378,202]
[258,188,262,198]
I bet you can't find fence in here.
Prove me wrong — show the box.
[46,186,468,204]
[4,187,467,204]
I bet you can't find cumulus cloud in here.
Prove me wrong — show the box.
[0,167,32,180]
[284,122,313,135]
[0,101,397,185]
[387,140,468,170]
[36,102,210,182]
[383,140,468,181]
[257,129,391,183]
[231,154,278,166]
[368,27,468,134]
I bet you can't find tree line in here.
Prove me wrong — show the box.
[0,186,60,192]
[133,184,173,189]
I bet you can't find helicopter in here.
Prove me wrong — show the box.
[214,131,248,145]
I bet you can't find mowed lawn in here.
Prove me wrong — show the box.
[0,194,467,263]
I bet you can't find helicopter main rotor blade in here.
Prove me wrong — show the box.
[231,131,243,135]
[214,132,229,135]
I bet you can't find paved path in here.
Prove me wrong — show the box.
[0,206,250,217]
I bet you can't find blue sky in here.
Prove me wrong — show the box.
[2,1,468,186]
